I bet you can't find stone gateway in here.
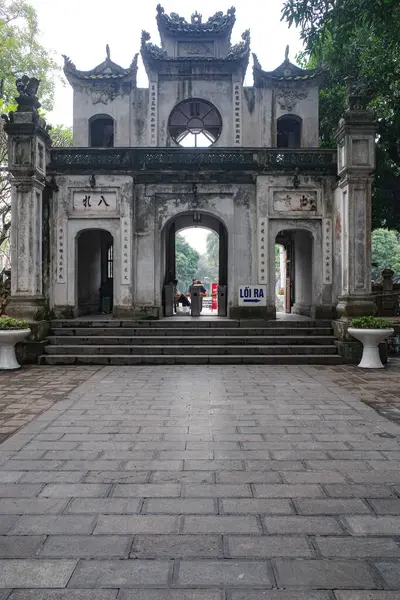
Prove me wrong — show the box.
[3,6,377,362]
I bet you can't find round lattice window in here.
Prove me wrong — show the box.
[168,99,222,147]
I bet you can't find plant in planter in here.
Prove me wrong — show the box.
[0,317,31,370]
[348,316,394,369]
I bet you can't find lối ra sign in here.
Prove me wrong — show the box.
[238,285,267,306]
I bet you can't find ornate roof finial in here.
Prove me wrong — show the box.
[285,45,289,61]
[106,44,110,60]
[191,11,202,25]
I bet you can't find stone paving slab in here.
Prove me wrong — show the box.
[0,363,399,596]
[0,366,100,443]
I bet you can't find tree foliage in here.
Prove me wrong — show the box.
[281,0,400,229]
[175,234,200,292]
[49,124,73,147]
[371,228,400,282]
[206,231,219,267]
[0,0,59,112]
[0,1,65,248]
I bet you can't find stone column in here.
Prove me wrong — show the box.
[335,90,377,318]
[3,76,50,320]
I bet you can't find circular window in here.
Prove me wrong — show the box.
[168,99,222,147]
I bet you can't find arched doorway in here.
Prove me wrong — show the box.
[163,212,228,316]
[275,229,313,316]
[77,229,114,316]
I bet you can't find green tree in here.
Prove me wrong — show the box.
[0,0,59,112]
[175,234,200,292]
[197,253,218,284]
[371,229,400,282]
[49,124,73,147]
[0,1,62,247]
[206,231,219,268]
[281,0,400,229]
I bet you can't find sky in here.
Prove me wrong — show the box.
[30,0,303,252]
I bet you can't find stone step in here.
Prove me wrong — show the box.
[39,354,343,365]
[51,327,334,337]
[50,319,333,329]
[44,344,338,356]
[47,335,336,346]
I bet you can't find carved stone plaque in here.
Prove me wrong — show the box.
[273,191,318,213]
[178,42,214,57]
[72,191,118,216]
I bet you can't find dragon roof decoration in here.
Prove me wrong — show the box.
[156,4,236,38]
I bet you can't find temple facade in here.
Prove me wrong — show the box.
[4,5,377,330]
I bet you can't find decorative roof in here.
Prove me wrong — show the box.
[141,29,250,67]
[63,46,138,83]
[156,4,236,38]
[253,46,323,87]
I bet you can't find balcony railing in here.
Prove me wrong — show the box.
[48,147,337,174]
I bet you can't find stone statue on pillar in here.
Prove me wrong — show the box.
[2,76,51,322]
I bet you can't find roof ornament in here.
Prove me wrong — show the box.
[285,45,289,61]
[191,11,202,25]
[106,44,111,61]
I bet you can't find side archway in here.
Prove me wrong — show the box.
[76,229,114,316]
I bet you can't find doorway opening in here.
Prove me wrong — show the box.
[275,229,313,316]
[77,229,114,316]
[163,212,228,317]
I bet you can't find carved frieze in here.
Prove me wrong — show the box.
[178,42,214,57]
[276,87,308,112]
[91,84,118,105]
[273,191,318,213]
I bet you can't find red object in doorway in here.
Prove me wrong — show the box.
[211,283,218,311]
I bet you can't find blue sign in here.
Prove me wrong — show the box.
[238,285,267,306]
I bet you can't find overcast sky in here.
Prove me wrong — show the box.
[30,1,302,254]
[31,0,303,128]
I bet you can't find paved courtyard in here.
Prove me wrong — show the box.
[0,364,400,599]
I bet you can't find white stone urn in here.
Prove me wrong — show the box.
[348,327,394,369]
[0,328,31,370]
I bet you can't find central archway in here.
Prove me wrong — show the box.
[163,211,228,316]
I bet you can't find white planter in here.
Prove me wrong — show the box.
[348,327,394,369]
[0,329,31,370]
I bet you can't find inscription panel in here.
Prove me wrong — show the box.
[273,190,318,213]
[71,191,119,217]
[258,218,267,284]
[323,217,333,285]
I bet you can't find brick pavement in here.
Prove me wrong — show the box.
[0,366,101,443]
[0,364,399,598]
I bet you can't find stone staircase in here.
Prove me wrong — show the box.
[38,319,341,365]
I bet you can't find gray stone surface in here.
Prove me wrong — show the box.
[0,559,77,588]
[274,559,376,589]
[1,364,400,596]
[176,560,273,586]
[39,535,132,558]
[0,535,46,557]
[118,592,222,600]
[226,535,313,557]
[68,559,171,587]
[8,592,118,600]
[131,534,222,558]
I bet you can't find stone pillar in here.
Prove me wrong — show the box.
[3,76,50,320]
[335,88,377,319]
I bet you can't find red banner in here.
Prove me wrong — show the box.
[211,283,218,311]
